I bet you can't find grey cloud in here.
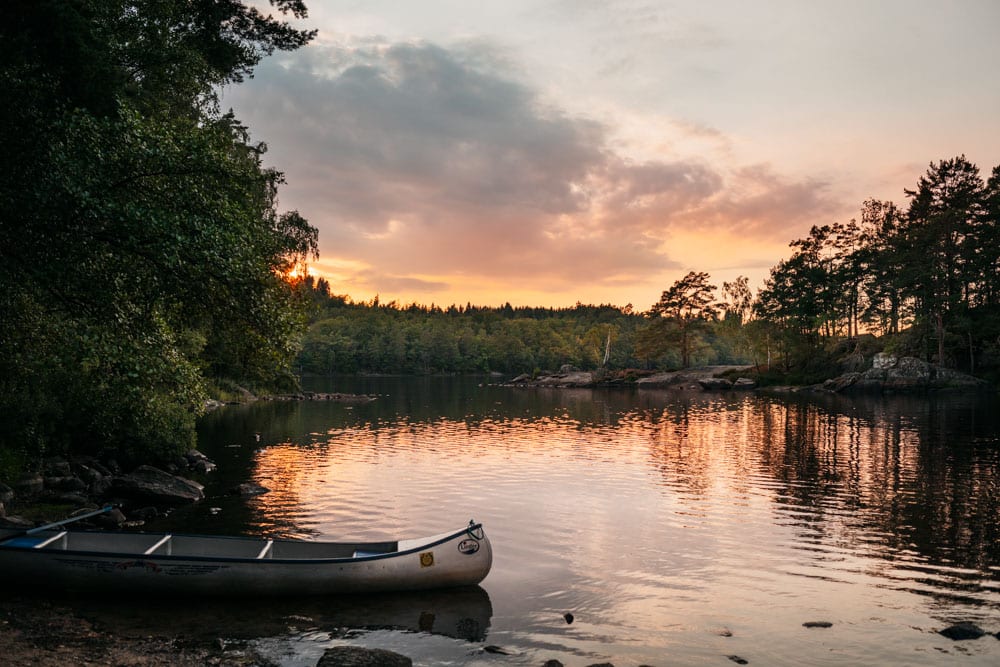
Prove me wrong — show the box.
[226,38,834,292]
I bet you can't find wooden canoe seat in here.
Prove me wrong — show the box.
[144,534,172,555]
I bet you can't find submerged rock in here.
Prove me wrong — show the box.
[316,646,412,667]
[232,483,270,497]
[938,622,986,641]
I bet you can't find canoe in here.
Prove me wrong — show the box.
[0,513,492,596]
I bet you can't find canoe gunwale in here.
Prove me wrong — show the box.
[0,522,487,566]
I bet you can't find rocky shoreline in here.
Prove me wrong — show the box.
[505,354,992,395]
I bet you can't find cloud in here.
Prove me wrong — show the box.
[225,38,838,300]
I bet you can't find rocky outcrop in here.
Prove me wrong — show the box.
[637,366,752,390]
[822,354,989,393]
[264,392,377,404]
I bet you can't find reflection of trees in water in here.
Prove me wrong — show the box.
[646,391,1000,572]
[197,380,1000,573]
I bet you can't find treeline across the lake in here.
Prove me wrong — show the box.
[298,155,1000,384]
[295,289,748,374]
[0,2,317,470]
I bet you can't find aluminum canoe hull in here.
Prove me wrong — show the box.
[0,523,492,596]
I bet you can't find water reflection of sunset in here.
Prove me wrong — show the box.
[195,382,1000,665]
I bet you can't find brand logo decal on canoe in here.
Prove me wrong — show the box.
[420,551,435,567]
[457,539,480,555]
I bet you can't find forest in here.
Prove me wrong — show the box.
[297,155,1000,385]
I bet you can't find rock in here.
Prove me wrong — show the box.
[829,354,989,393]
[584,663,614,667]
[129,506,160,521]
[0,482,13,504]
[316,646,412,667]
[192,459,217,474]
[802,621,833,628]
[44,476,88,493]
[0,515,34,528]
[727,656,749,665]
[14,474,43,496]
[0,501,4,518]
[46,492,90,505]
[72,463,104,485]
[232,483,270,497]
[483,645,509,655]
[509,373,531,383]
[938,622,986,641]
[543,661,564,667]
[93,508,127,528]
[733,378,756,390]
[110,466,205,505]
[698,378,733,390]
[563,612,574,624]
[185,449,210,464]
[44,459,73,477]
[89,477,112,497]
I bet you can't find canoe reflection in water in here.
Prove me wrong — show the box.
[67,585,493,643]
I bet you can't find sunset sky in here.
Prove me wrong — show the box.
[224,0,1000,309]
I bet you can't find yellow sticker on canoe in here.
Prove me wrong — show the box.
[420,551,435,567]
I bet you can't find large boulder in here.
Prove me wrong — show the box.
[831,354,989,393]
[110,465,204,505]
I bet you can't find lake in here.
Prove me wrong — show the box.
[156,377,1000,665]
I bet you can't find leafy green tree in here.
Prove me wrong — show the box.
[0,1,318,464]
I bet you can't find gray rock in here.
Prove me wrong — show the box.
[44,475,88,493]
[827,355,988,393]
[0,482,13,504]
[698,378,733,390]
[89,476,112,497]
[93,508,127,528]
[14,474,43,495]
[72,463,104,485]
[0,515,33,528]
[192,459,218,474]
[938,622,986,641]
[110,465,204,505]
[44,459,72,477]
[316,646,412,667]
[733,377,757,390]
[130,506,160,521]
[233,483,270,497]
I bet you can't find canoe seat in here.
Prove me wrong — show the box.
[35,531,67,549]
[256,540,274,559]
[144,534,172,555]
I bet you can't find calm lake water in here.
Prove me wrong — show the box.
[150,378,999,665]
